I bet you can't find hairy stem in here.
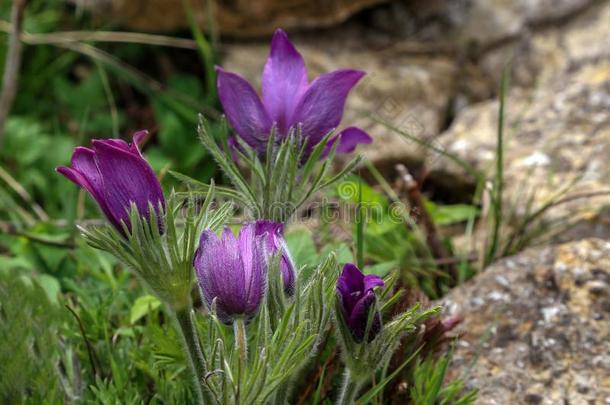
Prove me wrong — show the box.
[337,369,362,405]
[234,318,248,402]
[173,307,209,404]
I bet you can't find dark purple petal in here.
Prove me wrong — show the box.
[254,220,295,295]
[57,147,120,228]
[195,229,243,322]
[279,254,296,296]
[92,139,165,230]
[57,133,164,234]
[363,274,384,292]
[194,226,267,323]
[322,127,372,158]
[348,291,381,343]
[226,135,242,162]
[262,29,308,135]
[336,263,384,342]
[216,67,272,150]
[131,130,149,154]
[238,223,267,314]
[290,69,365,146]
[337,263,365,313]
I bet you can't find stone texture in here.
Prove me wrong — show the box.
[442,238,610,404]
[71,0,390,36]
[429,1,610,238]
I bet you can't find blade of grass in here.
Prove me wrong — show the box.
[356,178,364,268]
[181,0,217,103]
[371,115,482,183]
[485,66,509,266]
[95,61,119,137]
[356,345,424,404]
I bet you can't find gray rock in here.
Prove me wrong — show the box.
[69,0,391,36]
[430,1,610,240]
[442,238,610,404]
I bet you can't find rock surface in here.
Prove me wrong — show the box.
[71,0,390,36]
[430,0,610,238]
[442,238,610,404]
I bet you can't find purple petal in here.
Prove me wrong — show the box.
[254,220,284,251]
[291,69,365,146]
[279,253,296,296]
[322,127,372,158]
[131,130,149,154]
[196,229,248,321]
[254,220,294,295]
[195,229,240,321]
[363,274,384,292]
[92,139,165,228]
[195,226,266,322]
[216,67,272,150]
[57,147,119,227]
[238,224,267,315]
[262,29,308,135]
[348,290,381,343]
[337,263,365,313]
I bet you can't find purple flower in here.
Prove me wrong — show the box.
[194,224,267,323]
[56,131,165,234]
[337,263,385,343]
[216,28,372,157]
[254,220,296,295]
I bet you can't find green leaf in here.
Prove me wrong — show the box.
[364,261,398,277]
[285,228,318,269]
[357,345,423,404]
[424,200,479,226]
[130,294,162,324]
[35,274,61,305]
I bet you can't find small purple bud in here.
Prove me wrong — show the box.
[194,224,267,323]
[336,263,384,343]
[254,220,296,295]
[56,131,165,234]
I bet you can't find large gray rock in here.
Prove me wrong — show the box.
[430,0,610,238]
[70,0,390,36]
[442,238,610,404]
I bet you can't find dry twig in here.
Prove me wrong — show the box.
[0,0,27,146]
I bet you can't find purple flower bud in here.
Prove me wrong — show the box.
[254,220,296,295]
[337,263,385,343]
[56,131,165,234]
[194,224,267,323]
[216,28,372,158]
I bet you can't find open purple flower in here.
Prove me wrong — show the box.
[216,28,372,157]
[194,224,267,323]
[254,220,296,295]
[337,263,385,343]
[56,131,165,234]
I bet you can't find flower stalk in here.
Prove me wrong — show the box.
[234,318,248,402]
[234,318,248,365]
[337,369,362,405]
[173,307,208,405]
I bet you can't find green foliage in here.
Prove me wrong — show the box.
[0,271,64,404]
[410,353,477,405]
[336,176,477,297]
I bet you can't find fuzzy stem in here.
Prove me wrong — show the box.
[337,369,362,405]
[174,307,209,404]
[234,318,248,402]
